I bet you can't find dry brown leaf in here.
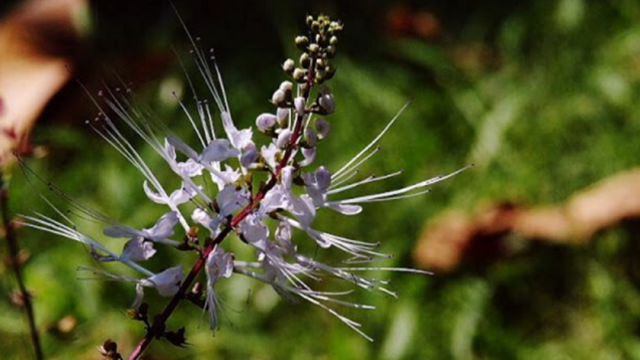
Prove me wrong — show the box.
[414,169,640,272]
[0,0,87,167]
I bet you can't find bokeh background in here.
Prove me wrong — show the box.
[2,0,640,359]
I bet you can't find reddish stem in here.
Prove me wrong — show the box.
[127,59,316,360]
[1,174,44,360]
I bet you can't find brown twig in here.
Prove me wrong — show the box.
[1,171,44,360]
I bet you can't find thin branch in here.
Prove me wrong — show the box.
[1,171,44,360]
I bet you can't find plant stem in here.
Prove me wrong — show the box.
[127,59,317,360]
[1,172,44,360]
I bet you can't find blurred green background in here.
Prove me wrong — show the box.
[2,0,640,359]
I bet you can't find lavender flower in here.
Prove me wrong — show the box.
[19,14,468,356]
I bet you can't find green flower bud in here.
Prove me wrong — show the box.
[330,36,338,46]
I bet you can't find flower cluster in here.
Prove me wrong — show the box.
[20,15,466,345]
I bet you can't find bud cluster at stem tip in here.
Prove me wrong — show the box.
[283,15,342,86]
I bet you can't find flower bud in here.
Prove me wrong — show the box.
[315,118,330,140]
[256,113,277,132]
[330,36,338,46]
[271,89,286,105]
[279,81,293,93]
[294,96,306,116]
[325,45,336,58]
[276,129,293,149]
[309,43,320,55]
[295,36,309,50]
[300,53,311,68]
[318,87,335,114]
[315,69,326,84]
[325,64,336,80]
[293,68,306,83]
[282,59,295,73]
[303,127,318,148]
[276,107,289,127]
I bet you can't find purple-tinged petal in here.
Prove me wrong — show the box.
[122,237,156,261]
[256,113,277,132]
[201,139,240,163]
[143,180,167,204]
[276,129,292,149]
[143,211,179,241]
[145,265,183,297]
[327,203,363,215]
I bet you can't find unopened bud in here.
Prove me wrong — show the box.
[318,87,335,114]
[303,127,318,148]
[300,53,311,68]
[295,36,309,50]
[282,59,295,73]
[330,36,338,46]
[316,69,326,84]
[309,43,320,55]
[276,129,293,149]
[279,81,293,93]
[276,107,289,127]
[315,118,330,139]
[256,113,277,132]
[271,89,286,105]
[293,68,306,83]
[326,45,336,58]
[294,96,306,116]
